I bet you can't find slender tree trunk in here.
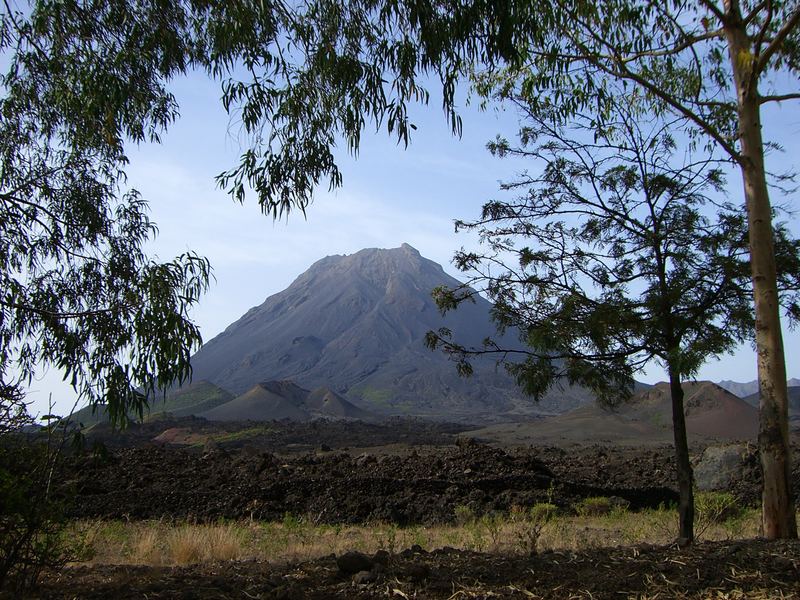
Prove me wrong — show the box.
[723,0,797,539]
[668,368,694,543]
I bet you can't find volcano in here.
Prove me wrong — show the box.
[187,244,592,420]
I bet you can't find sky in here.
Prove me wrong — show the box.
[23,70,800,418]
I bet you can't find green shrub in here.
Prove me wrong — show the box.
[575,496,615,517]
[695,491,743,524]
[454,504,476,525]
[0,445,87,593]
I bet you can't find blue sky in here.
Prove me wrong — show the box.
[24,70,800,417]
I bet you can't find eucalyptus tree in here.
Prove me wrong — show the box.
[426,96,800,542]
[0,2,213,425]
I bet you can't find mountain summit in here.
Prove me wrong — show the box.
[188,244,591,420]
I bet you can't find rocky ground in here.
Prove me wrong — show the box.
[56,432,794,524]
[58,440,689,524]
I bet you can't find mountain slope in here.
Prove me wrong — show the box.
[468,380,759,445]
[188,244,592,420]
[200,382,310,421]
[718,378,800,399]
[623,381,758,439]
[743,386,800,415]
[71,380,233,426]
[199,380,377,422]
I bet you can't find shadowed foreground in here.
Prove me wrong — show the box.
[33,539,799,599]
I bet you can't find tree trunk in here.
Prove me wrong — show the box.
[668,369,694,543]
[723,0,797,539]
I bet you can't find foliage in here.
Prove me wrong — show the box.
[427,97,800,403]
[695,491,745,526]
[0,2,212,425]
[510,503,559,554]
[575,497,616,518]
[466,0,800,200]
[0,395,88,592]
[528,502,559,523]
[467,0,800,538]
[71,505,768,566]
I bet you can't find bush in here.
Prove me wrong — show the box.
[454,505,476,525]
[529,503,559,523]
[575,497,614,517]
[0,445,86,592]
[0,388,86,593]
[509,503,560,555]
[695,491,743,524]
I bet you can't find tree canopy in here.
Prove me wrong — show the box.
[0,1,213,424]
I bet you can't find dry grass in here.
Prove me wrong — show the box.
[71,501,792,567]
[79,521,246,566]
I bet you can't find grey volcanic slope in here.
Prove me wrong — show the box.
[718,378,800,399]
[717,380,759,398]
[201,381,310,421]
[189,244,590,419]
[305,387,376,420]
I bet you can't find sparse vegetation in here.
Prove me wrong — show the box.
[695,491,744,524]
[575,496,615,517]
[352,387,393,407]
[694,491,747,541]
[70,503,779,567]
[205,426,276,445]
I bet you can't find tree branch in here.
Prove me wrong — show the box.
[619,29,725,64]
[700,0,727,23]
[756,5,800,74]
[759,92,800,104]
[605,60,741,162]
[0,299,135,320]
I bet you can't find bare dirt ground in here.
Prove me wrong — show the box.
[32,539,800,599]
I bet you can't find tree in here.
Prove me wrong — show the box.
[473,0,800,538]
[1,4,213,588]
[0,2,213,424]
[426,95,800,542]
[0,387,87,592]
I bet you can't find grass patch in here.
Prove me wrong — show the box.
[189,426,276,447]
[351,387,393,407]
[70,503,787,567]
[574,496,630,517]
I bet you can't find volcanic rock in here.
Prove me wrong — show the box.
[336,551,375,575]
[694,443,756,492]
